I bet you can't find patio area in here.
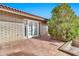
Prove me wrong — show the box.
[0,37,71,56]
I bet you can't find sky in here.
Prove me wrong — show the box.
[0,3,79,19]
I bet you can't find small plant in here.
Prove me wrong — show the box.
[48,3,79,42]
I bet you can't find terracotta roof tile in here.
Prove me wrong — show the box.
[0,4,48,21]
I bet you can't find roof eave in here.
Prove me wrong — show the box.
[0,8,47,21]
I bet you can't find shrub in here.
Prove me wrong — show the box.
[48,4,79,42]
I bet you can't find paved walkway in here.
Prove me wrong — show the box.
[59,41,79,56]
[0,37,70,56]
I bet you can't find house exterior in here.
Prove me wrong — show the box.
[0,5,48,43]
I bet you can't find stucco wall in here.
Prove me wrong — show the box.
[0,11,48,43]
[40,22,48,36]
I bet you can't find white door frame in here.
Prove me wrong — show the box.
[27,20,39,38]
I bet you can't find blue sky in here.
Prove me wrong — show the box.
[1,3,79,19]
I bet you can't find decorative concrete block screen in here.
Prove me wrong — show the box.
[0,21,24,43]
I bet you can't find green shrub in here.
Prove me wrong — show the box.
[48,4,79,42]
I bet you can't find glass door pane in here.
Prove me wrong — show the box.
[33,22,37,35]
[28,20,39,38]
[28,22,33,36]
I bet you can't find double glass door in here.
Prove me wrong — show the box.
[27,20,39,38]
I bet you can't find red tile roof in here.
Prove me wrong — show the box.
[0,4,48,21]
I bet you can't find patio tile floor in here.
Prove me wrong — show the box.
[0,38,71,56]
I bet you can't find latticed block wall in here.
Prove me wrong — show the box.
[0,13,25,43]
[0,21,24,43]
